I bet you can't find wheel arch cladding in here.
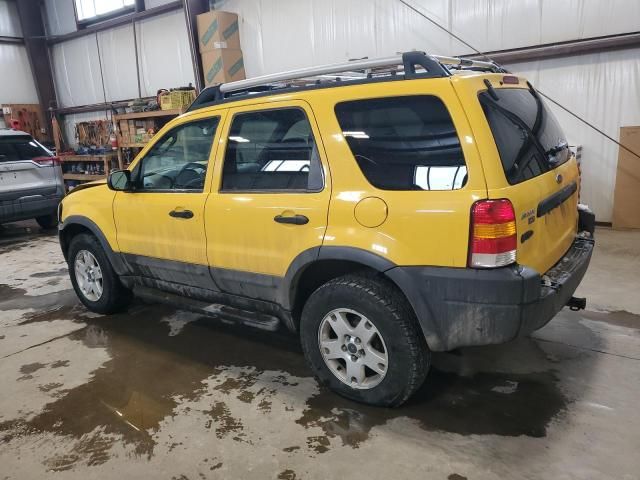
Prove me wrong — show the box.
[283,246,435,343]
[384,266,446,351]
[59,215,127,275]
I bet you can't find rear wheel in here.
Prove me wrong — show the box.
[35,213,58,229]
[300,274,429,407]
[68,234,131,314]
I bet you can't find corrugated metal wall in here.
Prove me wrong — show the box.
[43,0,77,36]
[212,0,640,222]
[213,0,640,75]
[46,7,195,108]
[0,0,39,104]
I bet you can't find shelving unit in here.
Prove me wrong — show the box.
[63,173,107,181]
[113,108,185,168]
[113,108,185,120]
[60,153,119,189]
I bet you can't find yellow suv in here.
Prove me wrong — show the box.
[59,52,595,407]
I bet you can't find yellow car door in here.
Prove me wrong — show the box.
[113,112,225,286]
[205,100,331,301]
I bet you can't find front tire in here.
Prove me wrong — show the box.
[68,233,131,314]
[300,274,429,407]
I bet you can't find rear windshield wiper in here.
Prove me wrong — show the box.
[484,99,548,180]
[545,141,569,165]
[546,141,568,156]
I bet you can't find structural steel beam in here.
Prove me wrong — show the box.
[15,0,57,139]
[466,31,640,65]
[183,0,209,92]
[134,0,146,13]
[0,35,23,45]
[55,97,155,116]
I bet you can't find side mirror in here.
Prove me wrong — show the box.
[107,169,132,191]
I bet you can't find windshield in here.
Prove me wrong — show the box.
[479,88,569,185]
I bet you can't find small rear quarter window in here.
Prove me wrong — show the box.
[334,95,467,191]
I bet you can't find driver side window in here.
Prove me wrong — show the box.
[220,108,323,192]
[136,117,219,192]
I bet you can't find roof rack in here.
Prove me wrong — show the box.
[188,51,505,112]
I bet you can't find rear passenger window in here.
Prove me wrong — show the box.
[335,96,467,191]
[221,108,323,192]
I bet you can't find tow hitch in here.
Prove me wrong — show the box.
[567,296,586,311]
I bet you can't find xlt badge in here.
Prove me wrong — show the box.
[521,208,535,224]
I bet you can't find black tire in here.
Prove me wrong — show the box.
[35,213,58,229]
[67,233,131,314]
[300,273,430,407]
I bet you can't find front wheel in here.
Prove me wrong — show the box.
[68,233,131,314]
[300,274,430,407]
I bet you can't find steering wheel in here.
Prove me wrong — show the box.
[175,162,207,189]
[145,172,174,189]
[180,162,207,174]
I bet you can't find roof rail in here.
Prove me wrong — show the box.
[188,51,504,112]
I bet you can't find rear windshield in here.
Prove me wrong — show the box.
[0,136,52,163]
[479,88,569,185]
[334,95,467,191]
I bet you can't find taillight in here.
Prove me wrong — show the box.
[33,156,61,166]
[469,199,517,268]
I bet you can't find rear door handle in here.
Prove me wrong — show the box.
[169,209,194,219]
[274,214,309,225]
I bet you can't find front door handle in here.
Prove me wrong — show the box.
[274,214,309,225]
[169,209,194,219]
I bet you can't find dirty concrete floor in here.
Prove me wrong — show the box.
[1,221,639,480]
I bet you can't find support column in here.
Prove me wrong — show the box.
[15,0,57,140]
[183,0,210,92]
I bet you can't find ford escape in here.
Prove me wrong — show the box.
[58,52,594,407]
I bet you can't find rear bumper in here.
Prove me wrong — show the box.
[0,193,63,224]
[386,234,594,351]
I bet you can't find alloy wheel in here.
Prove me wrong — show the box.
[74,249,103,302]
[317,308,388,389]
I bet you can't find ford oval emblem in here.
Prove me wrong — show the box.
[556,173,563,184]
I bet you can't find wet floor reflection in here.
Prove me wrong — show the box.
[1,290,597,467]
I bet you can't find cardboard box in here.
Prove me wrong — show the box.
[612,126,640,229]
[118,120,130,145]
[201,49,245,86]
[196,11,240,53]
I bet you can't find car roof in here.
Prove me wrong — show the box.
[0,128,30,137]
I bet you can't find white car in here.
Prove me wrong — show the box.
[0,129,64,228]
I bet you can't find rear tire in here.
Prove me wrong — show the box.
[300,274,429,407]
[35,213,58,229]
[68,233,131,314]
